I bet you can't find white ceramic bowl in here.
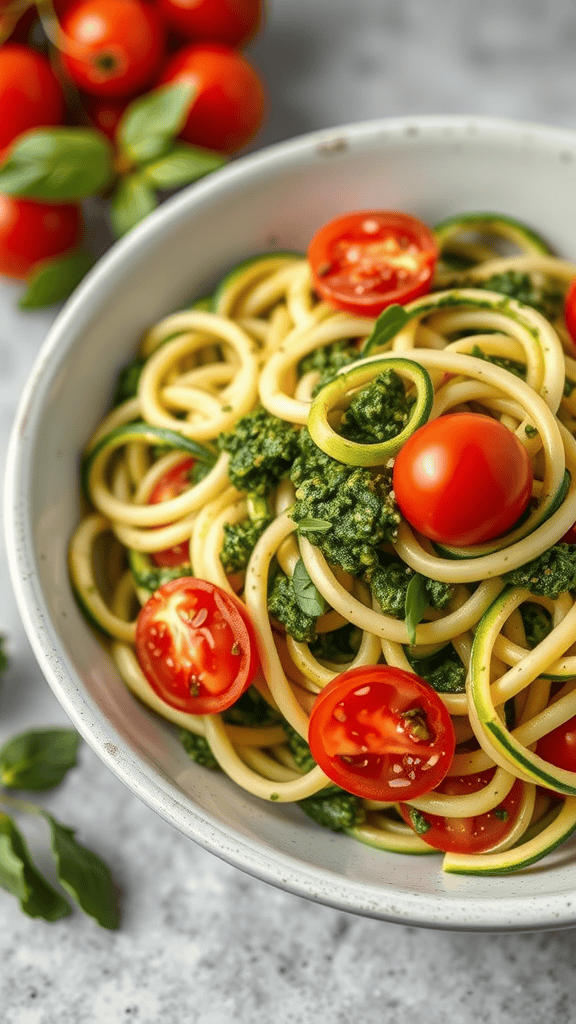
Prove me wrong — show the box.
[6,115,576,932]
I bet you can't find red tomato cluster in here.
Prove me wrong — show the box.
[0,0,265,281]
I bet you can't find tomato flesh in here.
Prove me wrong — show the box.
[135,577,260,714]
[392,412,533,547]
[564,279,576,349]
[147,456,195,567]
[307,211,438,317]
[400,770,524,854]
[536,715,576,774]
[307,665,455,802]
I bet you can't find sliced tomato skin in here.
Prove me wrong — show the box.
[147,456,195,567]
[536,715,576,774]
[399,770,524,854]
[307,665,455,802]
[307,210,438,317]
[565,279,576,348]
[135,577,260,714]
[392,412,533,547]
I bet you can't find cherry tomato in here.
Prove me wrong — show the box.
[536,715,576,774]
[0,195,81,279]
[157,0,262,47]
[565,279,576,348]
[147,456,195,567]
[392,412,533,547]
[0,7,37,45]
[307,665,455,802]
[399,770,524,854]
[81,94,128,140]
[59,0,166,98]
[135,577,260,713]
[0,45,66,159]
[157,43,265,152]
[307,211,438,317]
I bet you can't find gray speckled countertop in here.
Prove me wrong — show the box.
[3,1,576,1020]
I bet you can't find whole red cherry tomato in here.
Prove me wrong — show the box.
[307,211,439,317]
[147,456,195,567]
[0,45,66,158]
[0,195,81,279]
[157,0,262,47]
[565,279,576,348]
[400,770,524,854]
[59,0,166,98]
[536,715,576,774]
[157,43,265,152]
[307,665,455,802]
[0,7,37,45]
[392,412,533,547]
[135,577,260,713]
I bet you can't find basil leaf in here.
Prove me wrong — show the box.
[44,813,120,930]
[362,304,411,354]
[297,518,332,537]
[118,82,196,165]
[0,128,115,201]
[404,573,429,646]
[292,558,326,617]
[19,250,94,311]
[142,143,224,189]
[0,728,81,791]
[109,174,157,237]
[0,814,71,921]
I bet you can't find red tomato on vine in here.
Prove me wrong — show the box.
[0,45,66,158]
[0,196,81,279]
[59,0,166,98]
[157,0,263,47]
[157,43,266,152]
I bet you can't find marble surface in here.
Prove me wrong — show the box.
[3,0,576,1020]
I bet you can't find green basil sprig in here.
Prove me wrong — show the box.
[293,558,326,617]
[362,304,412,355]
[0,128,115,201]
[0,723,120,929]
[404,573,429,646]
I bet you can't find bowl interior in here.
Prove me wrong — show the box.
[8,116,576,930]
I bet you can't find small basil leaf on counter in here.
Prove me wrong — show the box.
[110,174,157,237]
[404,573,429,646]
[0,128,115,201]
[43,813,120,930]
[19,250,94,311]
[0,814,71,921]
[117,82,196,165]
[362,304,411,354]
[293,558,326,617]
[142,143,225,189]
[0,729,81,791]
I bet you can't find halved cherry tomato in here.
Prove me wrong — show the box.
[392,412,533,547]
[399,770,524,854]
[60,0,166,98]
[157,43,265,152]
[0,196,81,279]
[157,0,262,47]
[307,665,455,802]
[564,279,576,348]
[135,577,260,713]
[307,211,438,317]
[147,456,195,567]
[0,44,66,159]
[536,715,576,774]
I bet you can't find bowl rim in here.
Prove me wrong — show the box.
[6,112,576,932]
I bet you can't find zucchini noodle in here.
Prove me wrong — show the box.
[70,212,576,875]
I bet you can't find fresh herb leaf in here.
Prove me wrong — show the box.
[297,518,332,537]
[404,572,429,645]
[0,729,80,791]
[118,82,196,164]
[408,807,431,835]
[0,128,115,201]
[142,144,224,189]
[19,250,94,310]
[292,558,326,617]
[43,813,120,930]
[0,637,7,676]
[109,174,157,237]
[362,304,411,354]
[0,814,71,921]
